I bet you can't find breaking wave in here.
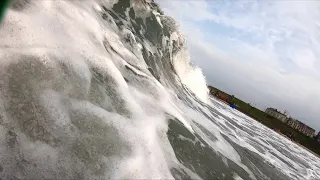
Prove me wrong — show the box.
[172,45,209,103]
[0,0,319,179]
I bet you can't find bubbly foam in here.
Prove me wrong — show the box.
[0,1,175,179]
[171,45,209,103]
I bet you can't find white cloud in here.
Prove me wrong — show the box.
[157,0,214,22]
[290,49,316,70]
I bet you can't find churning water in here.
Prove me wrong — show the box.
[0,0,319,179]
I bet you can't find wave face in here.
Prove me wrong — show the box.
[0,0,319,179]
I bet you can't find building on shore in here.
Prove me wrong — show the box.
[287,118,315,137]
[287,118,301,129]
[265,108,288,123]
[265,108,315,137]
[300,124,315,137]
[217,92,230,102]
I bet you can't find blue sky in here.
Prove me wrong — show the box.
[157,0,320,132]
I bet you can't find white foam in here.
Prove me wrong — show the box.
[175,99,257,179]
[0,1,176,179]
[233,173,244,180]
[153,10,163,28]
[100,0,119,9]
[210,100,320,180]
[172,46,209,103]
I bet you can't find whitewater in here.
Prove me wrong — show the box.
[0,0,319,179]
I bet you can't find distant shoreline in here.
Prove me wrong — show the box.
[208,85,320,157]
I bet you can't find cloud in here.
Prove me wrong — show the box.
[290,49,316,70]
[157,0,320,131]
[157,0,214,22]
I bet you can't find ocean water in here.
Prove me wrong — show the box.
[0,0,319,179]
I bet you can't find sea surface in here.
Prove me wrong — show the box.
[0,0,319,179]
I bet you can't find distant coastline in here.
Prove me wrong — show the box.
[208,85,320,157]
